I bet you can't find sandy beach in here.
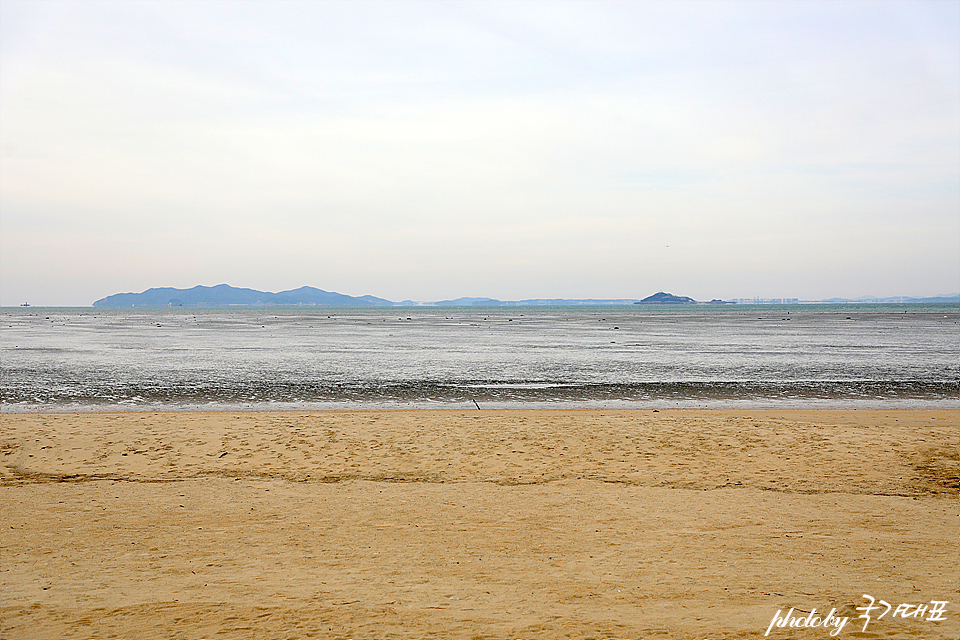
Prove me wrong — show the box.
[1,408,957,639]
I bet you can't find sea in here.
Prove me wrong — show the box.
[1,304,958,412]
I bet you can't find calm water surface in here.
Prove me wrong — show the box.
[2,305,957,411]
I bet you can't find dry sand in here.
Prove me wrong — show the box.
[1,408,957,639]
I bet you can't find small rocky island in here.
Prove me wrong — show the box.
[634,292,697,304]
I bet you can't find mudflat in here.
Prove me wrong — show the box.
[1,409,957,639]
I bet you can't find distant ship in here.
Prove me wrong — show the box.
[20,303,30,307]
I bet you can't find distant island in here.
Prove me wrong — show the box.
[90,285,960,307]
[92,285,393,308]
[634,292,696,305]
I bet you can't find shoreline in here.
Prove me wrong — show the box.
[3,408,958,639]
[3,397,959,414]
[3,404,960,414]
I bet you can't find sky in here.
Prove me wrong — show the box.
[1,0,958,306]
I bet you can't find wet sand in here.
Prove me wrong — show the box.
[2,408,958,639]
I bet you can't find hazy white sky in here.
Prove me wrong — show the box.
[1,0,958,305]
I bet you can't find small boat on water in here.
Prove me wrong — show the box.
[20,303,30,307]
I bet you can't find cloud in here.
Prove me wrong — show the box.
[1,0,957,305]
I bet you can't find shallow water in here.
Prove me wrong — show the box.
[2,304,957,411]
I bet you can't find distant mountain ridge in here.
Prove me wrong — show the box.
[92,285,393,307]
[90,285,960,307]
[91,285,646,307]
